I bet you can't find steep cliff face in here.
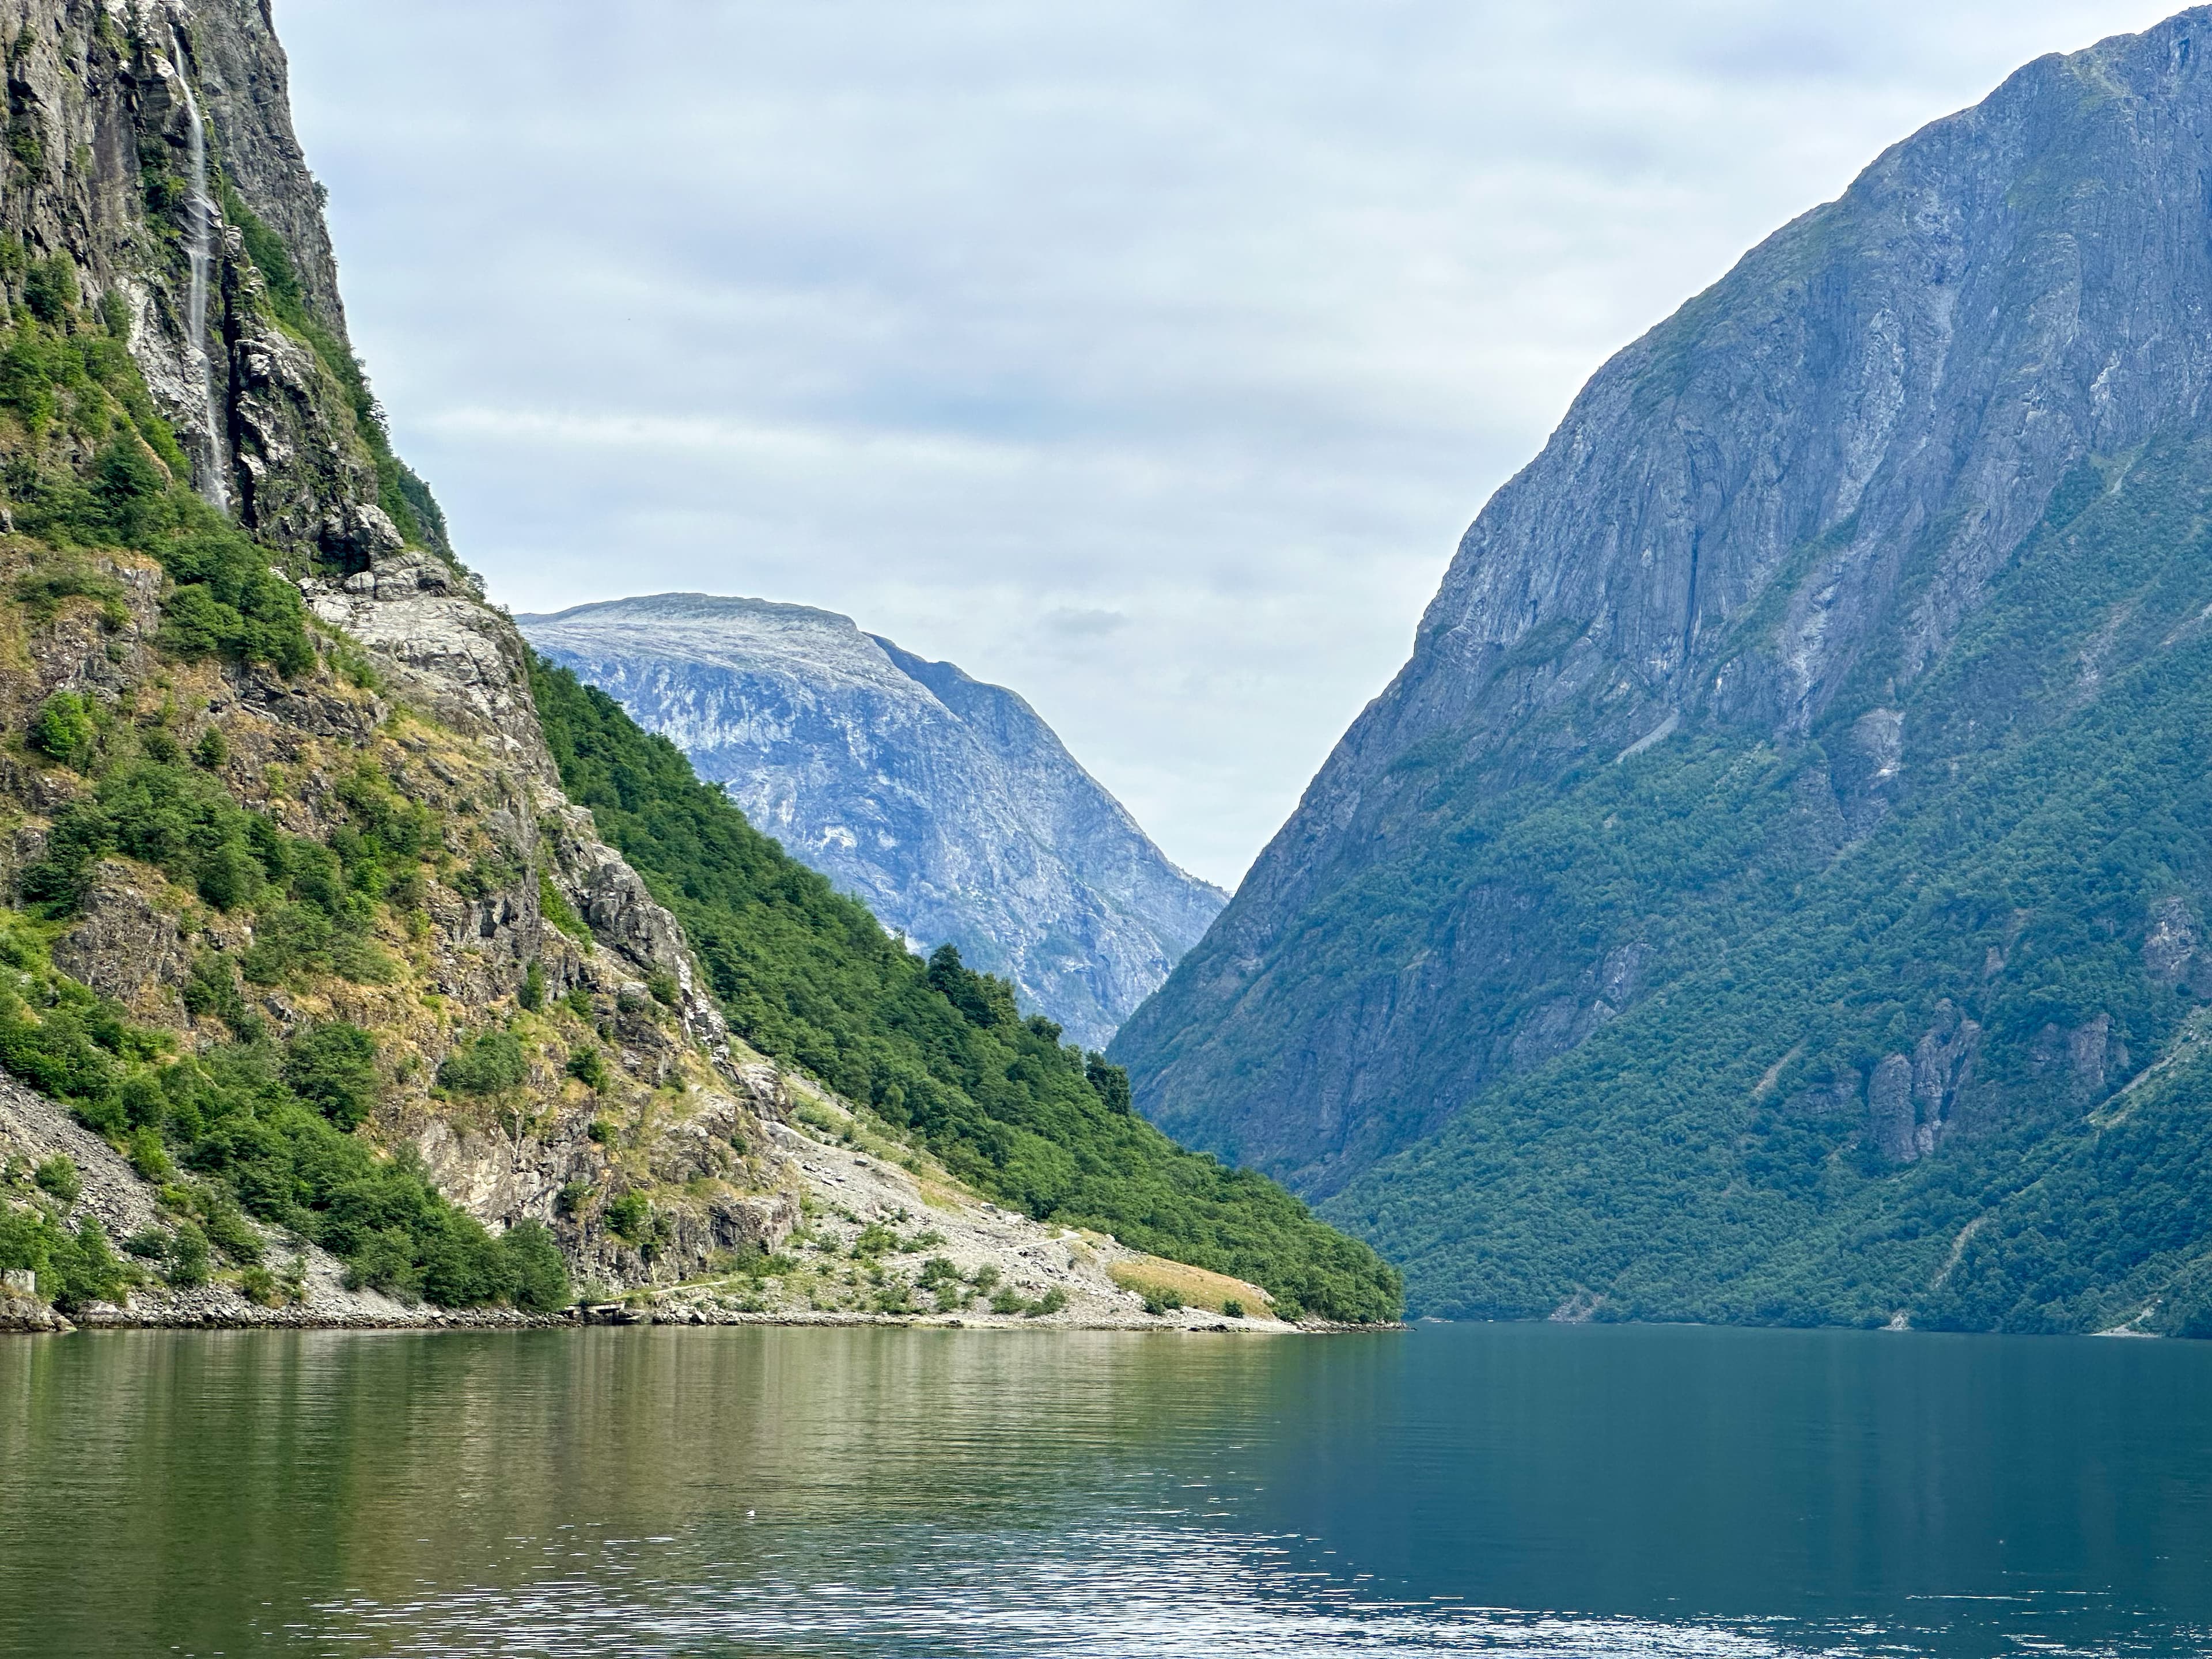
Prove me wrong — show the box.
[520,594,1225,1051]
[1,0,416,561]
[1114,8,2212,1335]
[0,0,800,1320]
[0,1,1385,1329]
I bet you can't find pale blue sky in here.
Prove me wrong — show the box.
[279,1,2178,887]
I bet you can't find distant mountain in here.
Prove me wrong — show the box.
[518,594,1225,1050]
[1112,7,2212,1338]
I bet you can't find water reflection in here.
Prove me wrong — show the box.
[1,1323,2207,1657]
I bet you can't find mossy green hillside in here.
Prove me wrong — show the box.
[0,682,578,1312]
[0,240,569,1312]
[0,903,567,1313]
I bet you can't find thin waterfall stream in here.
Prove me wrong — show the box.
[170,44,228,513]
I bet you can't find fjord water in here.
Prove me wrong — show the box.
[2,1324,2207,1657]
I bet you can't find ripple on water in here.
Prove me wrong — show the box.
[299,1520,2203,1658]
[307,1529,1798,1656]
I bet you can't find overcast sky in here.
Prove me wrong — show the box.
[277,1,2177,889]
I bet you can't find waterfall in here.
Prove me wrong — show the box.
[171,43,228,513]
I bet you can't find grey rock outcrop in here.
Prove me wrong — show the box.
[520,594,1225,1050]
[50,860,192,1017]
[0,0,397,556]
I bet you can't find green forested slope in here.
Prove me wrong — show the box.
[1317,432,2212,1335]
[529,657,1401,1321]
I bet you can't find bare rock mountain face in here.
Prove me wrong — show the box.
[1113,8,2212,1335]
[520,594,1226,1051]
[0,0,1272,1330]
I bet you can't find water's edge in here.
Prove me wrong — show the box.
[1,1297,1403,1335]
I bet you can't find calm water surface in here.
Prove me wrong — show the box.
[1,1322,2208,1657]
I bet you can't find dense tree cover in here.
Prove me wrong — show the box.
[0,728,562,1308]
[530,656,1402,1320]
[1315,431,2212,1334]
[437,1029,527,1096]
[0,1202,134,1310]
[0,916,566,1312]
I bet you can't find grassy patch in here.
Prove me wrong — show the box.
[1111,1254,1272,1317]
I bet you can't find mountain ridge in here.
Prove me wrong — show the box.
[0,0,1389,1328]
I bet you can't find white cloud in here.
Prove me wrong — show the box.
[280,0,2181,887]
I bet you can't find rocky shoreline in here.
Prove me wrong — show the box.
[3,1056,1391,1339]
[4,1297,1395,1336]
[1,1100,1404,1337]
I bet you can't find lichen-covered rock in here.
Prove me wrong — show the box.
[224,255,385,560]
[0,1292,71,1332]
[305,582,551,775]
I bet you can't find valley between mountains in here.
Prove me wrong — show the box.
[12,0,2212,1349]
[518,593,1225,1055]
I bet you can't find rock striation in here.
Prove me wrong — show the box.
[520,594,1224,1051]
[1113,7,2212,1335]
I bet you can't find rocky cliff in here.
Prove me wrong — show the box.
[0,0,808,1316]
[519,594,1225,1051]
[0,0,1311,1330]
[1113,7,2212,1335]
